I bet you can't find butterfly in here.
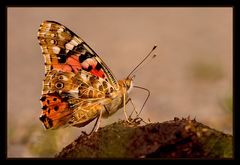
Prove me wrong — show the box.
[38,20,156,131]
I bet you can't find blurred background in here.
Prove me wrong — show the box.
[7,7,232,157]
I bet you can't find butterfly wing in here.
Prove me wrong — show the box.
[39,93,110,129]
[39,93,73,129]
[38,20,119,90]
[38,21,120,129]
[66,97,111,128]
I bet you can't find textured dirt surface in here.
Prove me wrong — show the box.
[56,117,232,158]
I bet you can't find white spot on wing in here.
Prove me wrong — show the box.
[66,43,74,50]
[81,73,88,82]
[45,23,51,31]
[52,46,60,54]
[73,36,83,43]
[70,39,78,46]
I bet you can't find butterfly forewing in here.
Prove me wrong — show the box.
[38,20,119,90]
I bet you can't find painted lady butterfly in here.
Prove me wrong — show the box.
[38,21,156,131]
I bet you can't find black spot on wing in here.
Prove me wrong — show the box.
[73,44,84,52]
[58,54,67,63]
[110,87,114,93]
[39,115,46,122]
[79,52,92,63]
[59,48,66,55]
[40,96,46,101]
[58,49,72,63]
[68,121,73,124]
[54,106,59,111]
[47,117,53,128]
[39,114,53,128]
[83,65,92,72]
[95,62,102,71]
[42,105,48,110]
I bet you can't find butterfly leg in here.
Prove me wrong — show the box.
[84,106,104,135]
[95,107,103,132]
[123,93,131,123]
[127,98,148,125]
[127,98,138,118]
[86,114,100,135]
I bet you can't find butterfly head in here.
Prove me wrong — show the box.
[126,77,134,93]
[118,77,133,95]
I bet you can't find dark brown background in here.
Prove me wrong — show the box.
[7,7,232,157]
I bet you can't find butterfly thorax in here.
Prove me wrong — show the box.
[101,78,133,117]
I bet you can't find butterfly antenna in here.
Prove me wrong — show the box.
[133,85,150,117]
[127,45,157,79]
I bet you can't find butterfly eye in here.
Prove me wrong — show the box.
[55,82,64,89]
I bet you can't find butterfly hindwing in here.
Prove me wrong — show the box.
[39,63,115,129]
